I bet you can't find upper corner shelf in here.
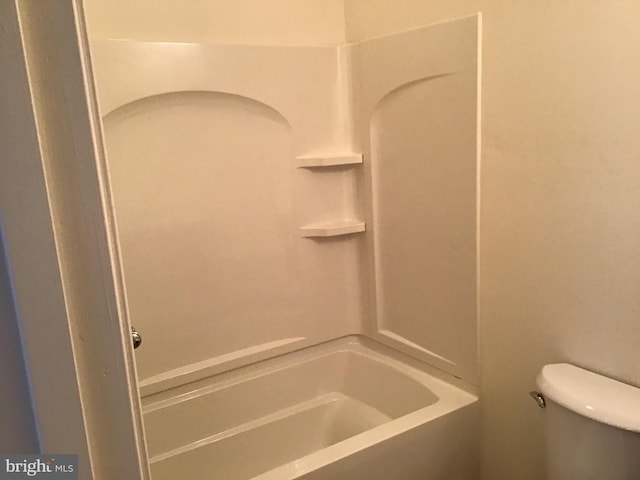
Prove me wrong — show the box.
[296,153,363,169]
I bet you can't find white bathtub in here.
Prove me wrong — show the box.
[142,336,479,480]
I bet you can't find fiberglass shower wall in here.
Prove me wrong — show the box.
[88,12,480,394]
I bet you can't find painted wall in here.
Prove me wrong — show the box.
[346,1,640,479]
[83,0,346,44]
[0,232,39,453]
[0,0,44,454]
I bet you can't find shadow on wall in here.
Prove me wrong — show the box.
[0,218,39,453]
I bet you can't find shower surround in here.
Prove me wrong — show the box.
[91,14,480,479]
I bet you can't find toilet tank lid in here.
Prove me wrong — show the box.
[537,363,640,433]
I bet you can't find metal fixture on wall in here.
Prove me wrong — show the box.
[529,391,546,408]
[132,327,142,349]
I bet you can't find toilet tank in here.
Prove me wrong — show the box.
[536,364,640,480]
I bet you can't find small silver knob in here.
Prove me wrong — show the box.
[132,327,142,349]
[529,391,546,408]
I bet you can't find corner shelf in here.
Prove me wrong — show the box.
[296,153,363,168]
[300,221,366,238]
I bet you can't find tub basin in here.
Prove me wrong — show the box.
[143,336,479,480]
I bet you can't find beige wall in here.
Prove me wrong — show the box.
[0,0,41,454]
[346,1,640,479]
[83,0,346,44]
[344,0,474,42]
[0,234,39,453]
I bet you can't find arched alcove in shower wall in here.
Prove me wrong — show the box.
[103,92,299,381]
[92,41,367,393]
[358,16,480,383]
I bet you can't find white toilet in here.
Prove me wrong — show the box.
[535,363,640,479]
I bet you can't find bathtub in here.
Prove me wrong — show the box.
[142,336,479,480]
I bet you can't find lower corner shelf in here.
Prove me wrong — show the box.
[299,221,366,238]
